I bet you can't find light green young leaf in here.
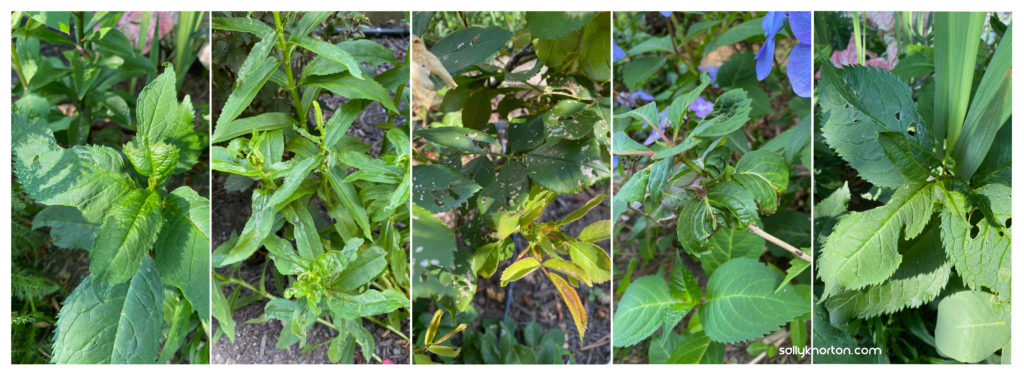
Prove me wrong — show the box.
[472,239,512,278]
[819,181,939,298]
[212,16,274,35]
[155,187,211,323]
[935,290,1010,363]
[500,258,541,286]
[733,149,789,215]
[52,259,163,363]
[826,225,951,322]
[90,189,164,284]
[700,258,806,343]
[668,72,711,131]
[123,138,179,187]
[543,259,592,287]
[134,66,202,172]
[578,219,611,242]
[567,241,611,283]
[13,116,133,223]
[552,193,607,226]
[954,25,1012,179]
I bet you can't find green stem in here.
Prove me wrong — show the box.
[680,156,704,177]
[273,12,307,130]
[667,13,682,58]
[11,42,29,91]
[852,12,865,66]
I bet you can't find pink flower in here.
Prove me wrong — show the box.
[109,12,178,54]
[382,359,395,364]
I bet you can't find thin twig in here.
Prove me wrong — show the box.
[747,224,810,262]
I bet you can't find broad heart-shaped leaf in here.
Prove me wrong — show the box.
[90,189,164,284]
[214,188,276,267]
[500,258,541,286]
[825,224,952,323]
[733,149,789,215]
[412,205,456,270]
[706,181,759,229]
[612,275,696,347]
[940,186,1011,301]
[52,258,163,363]
[819,65,934,189]
[690,88,752,137]
[292,36,364,79]
[877,131,942,183]
[32,206,97,250]
[412,164,482,213]
[819,181,939,299]
[476,160,530,216]
[13,116,133,223]
[134,66,202,172]
[700,258,806,344]
[328,289,408,321]
[703,226,765,277]
[523,138,606,194]
[417,126,499,154]
[122,137,179,187]
[525,11,594,39]
[430,26,512,75]
[676,194,718,257]
[155,186,211,323]
[547,272,587,341]
[935,290,1010,363]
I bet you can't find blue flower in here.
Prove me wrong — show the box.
[754,11,811,98]
[643,107,670,145]
[660,12,673,18]
[689,96,713,119]
[613,41,627,62]
[613,155,620,169]
[698,65,720,87]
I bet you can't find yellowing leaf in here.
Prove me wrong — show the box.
[547,272,587,341]
[500,257,541,286]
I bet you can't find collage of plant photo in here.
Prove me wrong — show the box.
[7,9,1013,368]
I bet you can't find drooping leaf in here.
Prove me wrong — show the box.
[155,187,211,323]
[32,206,97,250]
[13,116,133,223]
[733,149,789,214]
[547,272,587,341]
[52,259,164,363]
[90,189,164,284]
[935,290,1010,363]
[819,181,938,298]
[543,259,592,287]
[214,188,276,267]
[700,258,806,343]
[412,164,482,213]
[612,275,695,347]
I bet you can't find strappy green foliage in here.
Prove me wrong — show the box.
[815,12,1011,364]
[210,11,410,364]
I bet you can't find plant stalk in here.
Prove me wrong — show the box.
[273,12,307,129]
[746,224,810,262]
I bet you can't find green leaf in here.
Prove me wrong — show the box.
[612,275,695,347]
[676,194,717,257]
[293,36,364,79]
[32,206,97,251]
[552,194,607,226]
[668,72,711,131]
[417,126,499,153]
[690,89,752,137]
[472,239,512,278]
[212,281,236,343]
[430,26,512,75]
[212,16,273,35]
[216,36,281,132]
[475,160,530,217]
[212,112,293,143]
[953,24,1012,179]
[811,295,875,364]
[543,101,604,141]
[155,187,211,323]
[523,138,606,194]
[214,188,275,267]
[301,40,396,79]
[525,12,594,39]
[933,12,985,148]
[289,12,331,41]
[122,138,178,187]
[303,73,398,113]
[567,241,611,283]
[819,65,933,188]
[500,258,541,286]
[621,56,666,90]
[328,289,408,320]
[494,212,520,240]
[776,258,811,293]
[412,205,456,270]
[733,149,789,215]
[825,225,951,323]
[700,258,806,343]
[333,247,388,292]
[704,17,763,55]
[52,259,164,363]
[579,13,611,82]
[412,164,482,213]
[706,181,758,229]
[543,259,592,287]
[877,131,942,183]
[135,66,202,172]
[324,167,373,240]
[703,226,764,277]
[90,189,164,284]
[819,181,938,298]
[935,290,1010,363]
[939,186,1011,301]
[283,202,325,260]
[667,330,723,364]
[578,219,611,242]
[13,116,133,223]
[267,155,319,209]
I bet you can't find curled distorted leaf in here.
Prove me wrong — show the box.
[547,272,587,341]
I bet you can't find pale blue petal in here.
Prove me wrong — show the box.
[762,12,787,38]
[660,12,673,17]
[788,12,812,44]
[787,43,812,98]
[613,41,627,62]
[755,37,775,81]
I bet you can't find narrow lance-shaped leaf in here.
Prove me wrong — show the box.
[547,272,587,341]
[327,289,409,321]
[953,24,1013,179]
[214,188,276,267]
[293,35,365,79]
[52,259,164,363]
[90,189,164,284]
